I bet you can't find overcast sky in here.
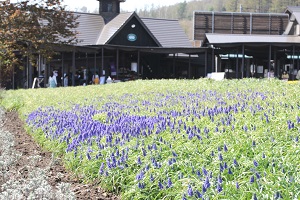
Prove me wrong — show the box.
[62,0,188,12]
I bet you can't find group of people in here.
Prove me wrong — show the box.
[48,70,106,88]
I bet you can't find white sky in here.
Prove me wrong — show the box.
[62,0,188,12]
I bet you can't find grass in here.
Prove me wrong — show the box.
[1,78,300,199]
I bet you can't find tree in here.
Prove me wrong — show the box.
[178,0,187,19]
[0,0,79,88]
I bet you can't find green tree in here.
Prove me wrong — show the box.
[178,0,187,19]
[0,0,79,88]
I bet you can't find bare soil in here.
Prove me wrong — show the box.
[1,110,120,200]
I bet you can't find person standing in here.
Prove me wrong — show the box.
[63,73,68,87]
[281,71,289,81]
[49,71,57,88]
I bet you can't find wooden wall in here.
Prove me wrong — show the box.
[194,12,288,42]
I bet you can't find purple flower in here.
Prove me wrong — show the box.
[250,175,255,183]
[99,163,104,175]
[228,168,233,175]
[136,171,144,181]
[224,144,228,151]
[255,172,261,179]
[220,163,224,172]
[138,182,145,189]
[158,181,164,190]
[234,159,238,166]
[137,157,142,165]
[167,177,172,188]
[202,167,208,176]
[187,185,193,196]
[195,190,202,198]
[253,160,258,167]
[236,182,239,189]
[253,193,258,200]
[252,140,256,147]
[217,175,222,184]
[217,184,222,193]
[204,176,210,188]
[218,153,223,161]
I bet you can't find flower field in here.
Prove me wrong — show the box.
[1,79,300,199]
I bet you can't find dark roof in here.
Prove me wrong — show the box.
[96,12,133,45]
[141,18,192,48]
[285,6,300,15]
[206,33,300,46]
[74,12,105,46]
[73,12,191,48]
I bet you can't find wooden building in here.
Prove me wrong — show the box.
[14,0,209,89]
[196,8,300,80]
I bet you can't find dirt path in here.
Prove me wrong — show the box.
[0,109,119,200]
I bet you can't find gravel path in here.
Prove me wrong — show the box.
[0,108,119,200]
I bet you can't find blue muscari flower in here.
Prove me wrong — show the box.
[234,159,238,166]
[182,194,187,200]
[253,160,258,167]
[204,176,210,188]
[178,172,184,180]
[274,191,282,199]
[215,126,219,132]
[243,125,248,132]
[202,184,207,193]
[86,153,91,160]
[224,162,228,169]
[224,144,228,151]
[218,146,221,151]
[236,182,239,189]
[220,163,224,172]
[202,167,208,176]
[211,151,214,156]
[253,193,258,200]
[228,168,233,175]
[137,157,142,165]
[262,153,266,158]
[142,148,147,156]
[196,170,201,178]
[152,143,157,150]
[218,153,223,161]
[217,184,222,193]
[136,171,144,181]
[158,181,164,190]
[138,182,145,189]
[217,175,222,184]
[187,185,193,196]
[150,174,154,182]
[167,177,172,188]
[250,175,255,184]
[255,172,261,179]
[252,140,256,147]
[99,163,104,175]
[195,190,202,198]
[172,151,178,157]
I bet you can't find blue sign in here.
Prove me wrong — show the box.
[127,33,137,42]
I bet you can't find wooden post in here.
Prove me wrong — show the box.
[188,54,191,79]
[205,49,208,77]
[236,48,239,79]
[242,44,245,78]
[101,47,104,76]
[137,50,140,78]
[72,49,76,86]
[116,48,119,80]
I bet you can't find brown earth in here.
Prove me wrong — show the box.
[1,110,120,200]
